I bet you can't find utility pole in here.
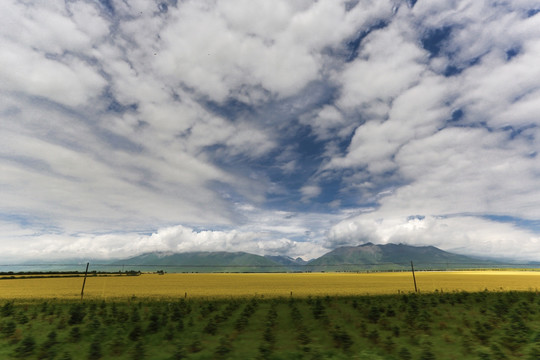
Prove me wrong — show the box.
[81,262,89,300]
[410,261,418,293]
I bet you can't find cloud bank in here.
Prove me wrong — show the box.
[1,0,539,262]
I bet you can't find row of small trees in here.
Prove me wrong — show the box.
[2,291,540,358]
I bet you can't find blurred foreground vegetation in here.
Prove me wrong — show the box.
[1,291,540,359]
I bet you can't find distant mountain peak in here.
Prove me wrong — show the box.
[307,242,495,271]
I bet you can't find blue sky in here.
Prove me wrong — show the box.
[1,0,540,261]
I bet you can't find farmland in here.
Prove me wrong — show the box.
[2,291,540,359]
[1,271,540,299]
[2,271,540,359]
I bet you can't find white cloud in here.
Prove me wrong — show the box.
[389,127,540,219]
[163,4,304,100]
[325,123,540,260]
[0,95,236,232]
[155,0,396,101]
[328,214,540,261]
[0,41,106,107]
[1,0,539,263]
[328,73,454,174]
[300,185,322,202]
[69,1,110,42]
[0,1,108,107]
[457,38,540,129]
[0,224,327,262]
[1,1,94,54]
[336,21,427,110]
[325,17,455,174]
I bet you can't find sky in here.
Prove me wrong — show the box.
[1,0,540,262]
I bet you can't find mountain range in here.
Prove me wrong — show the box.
[107,243,500,273]
[4,243,519,273]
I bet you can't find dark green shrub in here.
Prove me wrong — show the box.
[367,329,380,344]
[88,302,97,316]
[461,333,474,354]
[176,318,184,331]
[490,344,507,360]
[37,330,58,359]
[398,347,412,360]
[290,305,302,322]
[234,314,248,331]
[88,337,102,360]
[258,343,272,360]
[527,344,540,360]
[170,304,182,322]
[1,320,16,337]
[477,348,491,360]
[165,325,175,340]
[47,303,57,316]
[312,299,325,320]
[14,334,36,358]
[297,327,311,345]
[68,304,85,325]
[501,309,530,351]
[56,315,68,329]
[418,310,432,331]
[492,297,510,317]
[60,352,73,360]
[331,325,353,351]
[266,305,278,325]
[69,326,81,342]
[200,302,217,318]
[214,336,232,358]
[188,339,202,353]
[129,324,143,341]
[172,343,187,359]
[1,301,15,317]
[472,320,492,344]
[40,301,48,314]
[367,305,382,323]
[130,308,141,323]
[203,317,217,335]
[46,329,58,343]
[106,328,125,355]
[147,312,160,333]
[359,322,367,337]
[132,340,145,360]
[87,317,101,332]
[15,311,28,324]
[263,325,275,344]
[419,347,436,360]
[384,335,395,352]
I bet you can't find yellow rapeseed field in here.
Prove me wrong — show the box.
[1,271,540,299]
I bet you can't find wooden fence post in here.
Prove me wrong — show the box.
[410,261,418,293]
[81,262,89,300]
